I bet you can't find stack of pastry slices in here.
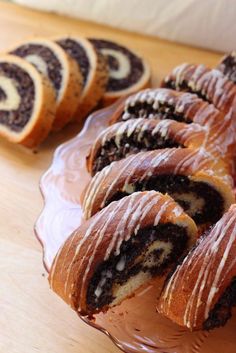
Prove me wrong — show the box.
[49,51,236,333]
[0,36,151,148]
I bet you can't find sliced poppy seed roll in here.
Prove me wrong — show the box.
[158,204,236,331]
[90,39,151,106]
[49,191,197,316]
[217,52,236,84]
[10,38,83,130]
[0,54,56,147]
[87,118,209,176]
[82,148,234,230]
[56,37,109,120]
[161,63,236,116]
[110,88,224,127]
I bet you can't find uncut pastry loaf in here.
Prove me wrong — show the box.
[158,204,236,331]
[161,64,236,116]
[56,36,109,120]
[217,52,236,85]
[0,54,56,147]
[82,148,235,230]
[10,38,83,130]
[90,39,151,106]
[49,191,197,316]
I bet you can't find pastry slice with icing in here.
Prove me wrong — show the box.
[90,39,151,106]
[161,64,236,116]
[10,38,82,130]
[158,204,236,331]
[217,52,236,84]
[56,37,108,120]
[110,88,224,127]
[87,118,210,176]
[49,191,197,316]
[0,54,56,147]
[82,148,234,230]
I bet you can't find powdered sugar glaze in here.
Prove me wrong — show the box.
[35,100,236,353]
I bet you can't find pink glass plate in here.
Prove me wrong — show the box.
[35,101,236,353]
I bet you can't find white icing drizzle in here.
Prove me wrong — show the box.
[83,162,113,218]
[116,255,126,271]
[100,48,131,79]
[159,205,236,329]
[0,76,20,110]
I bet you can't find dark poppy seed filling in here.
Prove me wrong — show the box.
[122,102,193,124]
[217,54,236,84]
[57,39,90,86]
[203,277,236,330]
[0,87,6,100]
[106,175,224,225]
[163,79,208,103]
[92,130,183,175]
[11,44,62,95]
[86,223,188,311]
[0,63,35,132]
[90,39,144,91]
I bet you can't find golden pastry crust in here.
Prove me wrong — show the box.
[158,204,236,331]
[49,191,197,315]
[89,39,151,106]
[8,38,83,130]
[0,54,56,148]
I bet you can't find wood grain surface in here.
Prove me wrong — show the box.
[0,2,222,353]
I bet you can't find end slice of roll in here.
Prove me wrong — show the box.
[49,191,197,316]
[90,38,151,106]
[9,38,83,130]
[0,54,56,147]
[158,204,236,331]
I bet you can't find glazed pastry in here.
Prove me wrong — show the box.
[56,37,108,120]
[82,148,234,228]
[49,191,197,315]
[217,52,236,84]
[158,204,236,331]
[10,38,82,130]
[161,64,236,115]
[90,39,151,106]
[110,88,224,127]
[87,118,210,175]
[0,54,56,147]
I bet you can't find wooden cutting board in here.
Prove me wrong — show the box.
[0,2,222,353]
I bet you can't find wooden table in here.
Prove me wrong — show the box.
[0,2,222,353]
